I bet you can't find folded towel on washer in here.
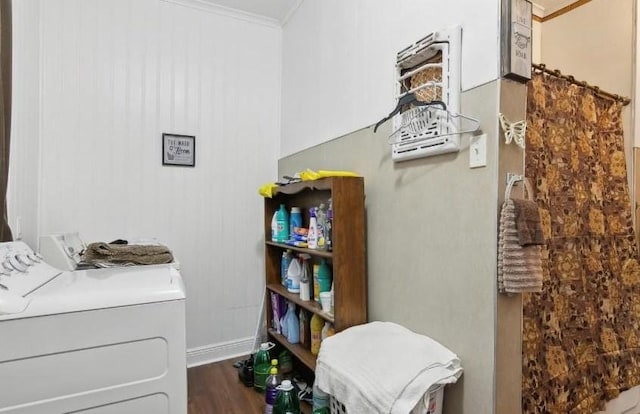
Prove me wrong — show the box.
[315,322,463,414]
[512,198,544,246]
[82,242,174,266]
[498,199,543,293]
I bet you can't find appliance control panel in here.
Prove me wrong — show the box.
[0,241,61,298]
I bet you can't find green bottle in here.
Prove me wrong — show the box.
[317,259,332,295]
[253,343,272,392]
[273,379,300,414]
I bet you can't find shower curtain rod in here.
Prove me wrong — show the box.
[532,63,631,106]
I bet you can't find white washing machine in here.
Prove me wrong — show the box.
[0,241,187,414]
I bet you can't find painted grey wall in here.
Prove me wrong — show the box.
[279,81,500,414]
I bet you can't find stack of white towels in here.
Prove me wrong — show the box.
[315,322,463,414]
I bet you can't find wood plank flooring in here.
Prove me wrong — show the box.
[188,357,264,414]
[187,357,312,414]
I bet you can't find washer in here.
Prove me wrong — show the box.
[0,241,187,414]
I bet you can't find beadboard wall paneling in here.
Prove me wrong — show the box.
[280,0,500,156]
[24,0,280,353]
[8,0,41,247]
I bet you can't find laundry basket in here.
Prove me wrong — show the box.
[328,385,445,414]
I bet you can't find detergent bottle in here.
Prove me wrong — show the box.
[310,313,324,355]
[307,207,318,249]
[265,366,281,414]
[275,204,289,243]
[284,302,300,344]
[317,259,332,296]
[299,255,312,301]
[281,250,292,287]
[253,342,273,392]
[273,380,300,414]
[286,257,301,294]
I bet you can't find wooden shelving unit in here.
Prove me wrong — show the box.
[263,176,367,372]
[267,284,334,324]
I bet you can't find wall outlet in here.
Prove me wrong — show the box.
[469,134,487,168]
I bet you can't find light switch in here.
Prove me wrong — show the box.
[469,134,487,168]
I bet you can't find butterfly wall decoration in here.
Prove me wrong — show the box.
[499,113,527,149]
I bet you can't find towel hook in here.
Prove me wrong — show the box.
[505,173,534,201]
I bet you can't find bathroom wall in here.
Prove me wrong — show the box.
[532,20,542,63]
[537,0,634,151]
[8,0,41,247]
[280,0,500,156]
[10,0,281,365]
[279,81,500,414]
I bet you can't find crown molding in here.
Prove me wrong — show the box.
[532,2,546,18]
[161,0,281,28]
[281,0,304,26]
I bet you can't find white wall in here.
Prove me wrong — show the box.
[532,20,542,64]
[537,0,634,196]
[8,0,41,247]
[540,0,633,107]
[12,0,281,364]
[539,0,634,153]
[280,0,500,156]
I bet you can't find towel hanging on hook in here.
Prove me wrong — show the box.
[499,113,527,149]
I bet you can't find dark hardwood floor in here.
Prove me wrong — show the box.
[187,357,312,414]
[188,357,264,414]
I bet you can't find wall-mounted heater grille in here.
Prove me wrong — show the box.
[392,26,462,162]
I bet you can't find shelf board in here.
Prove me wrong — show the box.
[268,329,317,371]
[267,284,334,324]
[265,241,333,259]
[272,178,333,195]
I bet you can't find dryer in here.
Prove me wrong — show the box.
[0,241,187,414]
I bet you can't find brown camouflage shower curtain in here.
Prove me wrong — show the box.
[523,72,640,413]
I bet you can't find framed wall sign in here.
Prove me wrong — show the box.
[162,133,195,167]
[501,0,532,82]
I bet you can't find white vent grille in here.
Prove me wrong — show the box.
[392,27,462,162]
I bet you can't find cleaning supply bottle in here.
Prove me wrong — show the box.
[284,302,300,344]
[286,257,301,294]
[273,380,300,414]
[317,259,332,296]
[299,309,310,349]
[312,381,330,411]
[271,210,278,242]
[330,282,334,316]
[275,204,289,243]
[281,250,292,287]
[254,343,273,392]
[313,264,321,303]
[326,199,333,251]
[321,322,335,340]
[299,255,311,301]
[310,313,324,355]
[265,366,281,414]
[278,350,293,375]
[307,207,318,249]
[316,203,327,250]
[290,207,302,237]
[280,313,288,338]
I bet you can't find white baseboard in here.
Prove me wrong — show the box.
[187,337,254,368]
